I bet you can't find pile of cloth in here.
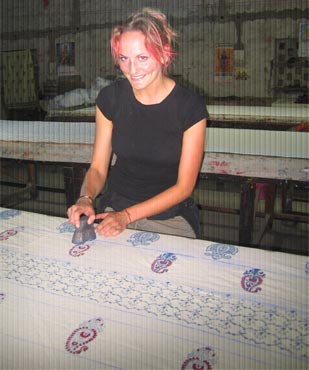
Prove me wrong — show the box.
[48,77,111,109]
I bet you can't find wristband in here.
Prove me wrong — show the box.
[77,195,94,203]
[123,208,132,224]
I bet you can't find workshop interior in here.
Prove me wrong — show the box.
[0,2,309,370]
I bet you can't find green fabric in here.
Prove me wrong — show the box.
[2,49,38,109]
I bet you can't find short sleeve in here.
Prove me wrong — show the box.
[183,94,208,131]
[176,86,208,131]
[96,83,116,120]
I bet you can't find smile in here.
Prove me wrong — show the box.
[130,75,146,81]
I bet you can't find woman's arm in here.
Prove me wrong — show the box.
[67,106,113,227]
[96,118,206,236]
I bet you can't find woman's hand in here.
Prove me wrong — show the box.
[95,210,130,237]
[67,198,96,228]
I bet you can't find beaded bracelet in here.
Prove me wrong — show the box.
[77,195,94,203]
[123,208,132,224]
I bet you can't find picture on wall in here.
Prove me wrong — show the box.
[214,46,234,82]
[298,22,309,57]
[56,42,75,75]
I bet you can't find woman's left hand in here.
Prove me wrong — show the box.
[95,210,130,237]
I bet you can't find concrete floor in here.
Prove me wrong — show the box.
[1,161,308,256]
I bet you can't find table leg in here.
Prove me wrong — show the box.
[264,184,276,228]
[63,166,87,209]
[253,184,277,245]
[239,180,256,246]
[281,181,293,214]
[26,163,39,199]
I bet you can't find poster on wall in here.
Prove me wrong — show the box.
[234,49,248,80]
[214,46,234,82]
[298,22,309,57]
[56,42,76,75]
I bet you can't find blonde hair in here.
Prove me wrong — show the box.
[111,8,177,73]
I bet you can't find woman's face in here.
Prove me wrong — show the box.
[118,31,163,91]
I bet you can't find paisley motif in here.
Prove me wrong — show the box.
[57,221,75,233]
[241,268,265,293]
[151,252,177,273]
[65,317,104,354]
[181,347,217,370]
[127,231,160,246]
[0,209,21,220]
[0,227,24,241]
[205,243,238,260]
[69,244,90,257]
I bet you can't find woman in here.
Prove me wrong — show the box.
[67,8,208,238]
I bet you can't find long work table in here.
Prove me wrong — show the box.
[1,139,308,247]
[0,206,308,369]
[44,101,309,131]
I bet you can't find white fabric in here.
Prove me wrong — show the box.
[0,207,308,369]
[47,77,111,109]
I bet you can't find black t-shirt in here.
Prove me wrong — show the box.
[96,78,208,202]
